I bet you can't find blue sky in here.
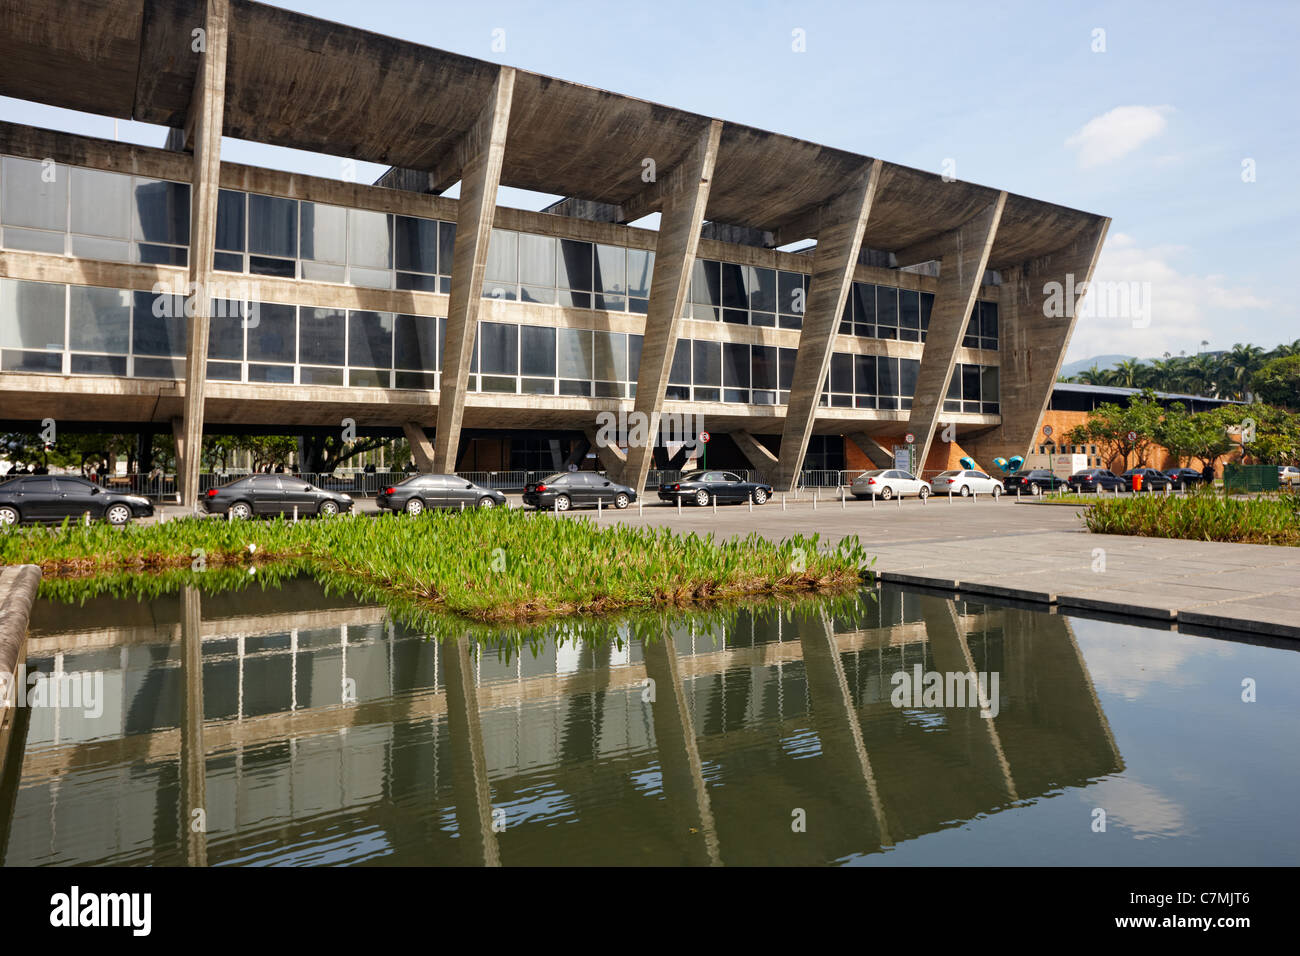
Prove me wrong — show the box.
[3,0,1296,361]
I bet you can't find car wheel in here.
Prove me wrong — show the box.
[991,485,1002,499]
[880,486,893,500]
[1030,483,1042,496]
[477,496,495,509]
[614,493,630,510]
[555,494,571,512]
[229,501,253,520]
[0,505,20,526]
[105,503,132,526]
[918,487,929,500]
[695,489,710,507]
[404,497,425,516]
[751,488,768,505]
[959,485,971,497]
[319,500,340,517]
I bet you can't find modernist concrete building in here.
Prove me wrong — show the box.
[0,0,1109,506]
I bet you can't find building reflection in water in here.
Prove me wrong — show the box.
[2,577,1122,866]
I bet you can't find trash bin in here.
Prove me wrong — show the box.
[1131,472,1143,492]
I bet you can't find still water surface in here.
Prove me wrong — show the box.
[4,577,1298,865]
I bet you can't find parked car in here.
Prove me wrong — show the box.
[1279,465,1300,488]
[0,475,154,527]
[377,474,507,515]
[1166,467,1210,490]
[1001,469,1069,496]
[658,471,772,506]
[850,469,931,500]
[1067,468,1126,492]
[930,469,1002,497]
[523,472,637,511]
[1120,467,1174,491]
[203,474,353,518]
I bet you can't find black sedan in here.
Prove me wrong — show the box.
[523,472,636,511]
[1001,469,1070,496]
[0,475,154,527]
[658,470,772,506]
[377,474,507,515]
[1121,467,1174,491]
[1067,468,1126,493]
[1166,467,1210,490]
[203,474,354,518]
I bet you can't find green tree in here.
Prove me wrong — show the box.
[1065,389,1165,469]
[1253,354,1300,411]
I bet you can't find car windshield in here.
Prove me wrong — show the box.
[935,471,959,479]
[539,474,566,484]
[859,470,885,478]
[0,477,21,490]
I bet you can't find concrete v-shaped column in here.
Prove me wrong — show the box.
[773,160,882,491]
[432,67,516,474]
[622,120,723,493]
[963,218,1110,466]
[178,0,229,509]
[904,194,1006,471]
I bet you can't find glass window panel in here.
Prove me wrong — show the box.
[70,236,129,261]
[246,302,296,364]
[556,288,590,309]
[207,299,245,361]
[70,167,130,239]
[962,364,981,401]
[878,356,899,396]
[627,333,642,382]
[133,357,185,379]
[395,272,440,292]
[720,262,748,310]
[876,286,898,334]
[348,311,394,370]
[982,301,998,342]
[394,215,438,274]
[348,367,388,388]
[68,285,129,353]
[593,244,626,297]
[248,363,294,384]
[669,338,691,385]
[438,221,456,276]
[479,321,518,376]
[920,291,934,333]
[137,243,187,266]
[778,347,796,390]
[132,178,189,245]
[348,209,392,271]
[300,202,347,264]
[248,194,298,258]
[3,227,64,254]
[778,271,805,316]
[0,278,65,350]
[518,233,556,288]
[395,370,437,390]
[300,366,343,386]
[750,267,776,313]
[853,283,876,333]
[520,284,555,305]
[520,325,556,377]
[854,354,876,395]
[900,357,919,398]
[946,374,961,400]
[692,340,721,386]
[830,352,853,393]
[559,379,591,397]
[214,250,243,273]
[299,307,345,366]
[206,360,241,381]
[131,292,186,357]
[627,248,653,298]
[592,331,625,382]
[249,255,295,278]
[215,190,245,252]
[722,343,750,388]
[394,314,438,371]
[900,289,920,336]
[691,259,721,320]
[302,261,346,283]
[751,344,777,390]
[485,229,517,284]
[351,267,394,290]
[981,365,999,404]
[557,328,592,379]
[73,354,126,376]
[557,238,592,291]
[2,157,66,231]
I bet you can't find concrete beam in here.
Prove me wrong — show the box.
[846,432,895,469]
[963,218,1110,465]
[178,0,229,510]
[905,194,1005,470]
[402,422,434,472]
[731,430,777,474]
[432,67,515,474]
[583,428,627,484]
[772,160,882,491]
[623,120,723,492]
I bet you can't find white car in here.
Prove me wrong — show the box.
[931,469,1002,498]
[851,469,931,500]
[1280,465,1300,488]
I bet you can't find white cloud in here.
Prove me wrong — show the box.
[1066,232,1274,361]
[1066,105,1173,168]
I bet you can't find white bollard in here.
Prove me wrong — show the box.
[748,496,753,513]
[293,505,298,524]
[638,499,643,516]
[712,496,716,516]
[841,487,845,510]
[677,496,682,517]
[782,494,786,511]
[871,492,876,508]
[897,490,901,508]
[598,497,602,516]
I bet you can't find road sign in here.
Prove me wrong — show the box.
[1127,431,1137,442]
[1043,424,1053,437]
[904,432,915,444]
[699,431,710,444]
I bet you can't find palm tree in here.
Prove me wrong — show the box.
[1110,358,1147,388]
[1183,353,1218,397]
[1076,364,1109,386]
[1223,343,1266,400]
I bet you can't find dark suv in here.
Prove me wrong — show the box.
[523,472,636,511]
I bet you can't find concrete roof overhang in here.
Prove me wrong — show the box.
[0,0,1106,270]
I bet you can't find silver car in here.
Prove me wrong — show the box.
[931,469,1003,498]
[851,469,931,501]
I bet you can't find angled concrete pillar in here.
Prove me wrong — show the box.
[963,219,1110,465]
[443,637,501,866]
[582,428,627,484]
[179,585,208,866]
[402,422,434,472]
[731,430,777,476]
[773,160,882,491]
[846,432,894,469]
[903,194,1006,469]
[178,0,229,510]
[623,121,723,493]
[432,67,516,474]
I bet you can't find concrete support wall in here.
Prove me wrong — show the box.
[432,67,515,474]
[963,219,1110,466]
[905,195,1005,469]
[402,422,434,471]
[623,121,723,492]
[773,160,882,491]
[178,0,229,509]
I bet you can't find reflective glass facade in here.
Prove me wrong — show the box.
[944,363,1001,414]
